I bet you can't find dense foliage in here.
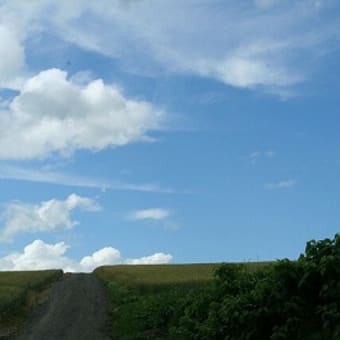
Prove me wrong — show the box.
[98,234,340,339]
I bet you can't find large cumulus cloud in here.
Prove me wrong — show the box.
[0,69,163,159]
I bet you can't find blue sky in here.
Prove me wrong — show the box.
[0,0,339,271]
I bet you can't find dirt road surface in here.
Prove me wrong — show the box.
[14,273,111,340]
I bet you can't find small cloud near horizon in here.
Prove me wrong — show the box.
[0,239,173,272]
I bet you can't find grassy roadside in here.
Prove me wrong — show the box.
[95,264,217,339]
[95,263,269,339]
[0,270,63,337]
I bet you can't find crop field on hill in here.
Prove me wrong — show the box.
[0,270,63,336]
[95,263,217,291]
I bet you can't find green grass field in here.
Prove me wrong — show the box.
[0,270,63,336]
[95,263,217,292]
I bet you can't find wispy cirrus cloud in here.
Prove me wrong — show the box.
[266,179,296,190]
[1,1,339,94]
[128,208,171,221]
[254,0,282,9]
[127,208,180,230]
[249,150,276,164]
[0,164,175,193]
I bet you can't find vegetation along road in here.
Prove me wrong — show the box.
[14,273,110,340]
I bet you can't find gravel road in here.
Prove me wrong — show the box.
[14,273,111,340]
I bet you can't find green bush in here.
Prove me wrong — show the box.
[171,234,340,340]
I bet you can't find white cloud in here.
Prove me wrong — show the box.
[0,194,100,242]
[0,240,76,272]
[1,1,338,94]
[80,247,122,272]
[0,68,163,160]
[126,253,173,265]
[0,164,175,193]
[0,23,26,89]
[127,208,179,230]
[0,239,173,272]
[196,55,299,89]
[266,179,296,190]
[128,208,171,221]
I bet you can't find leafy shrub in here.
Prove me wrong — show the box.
[171,234,340,340]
